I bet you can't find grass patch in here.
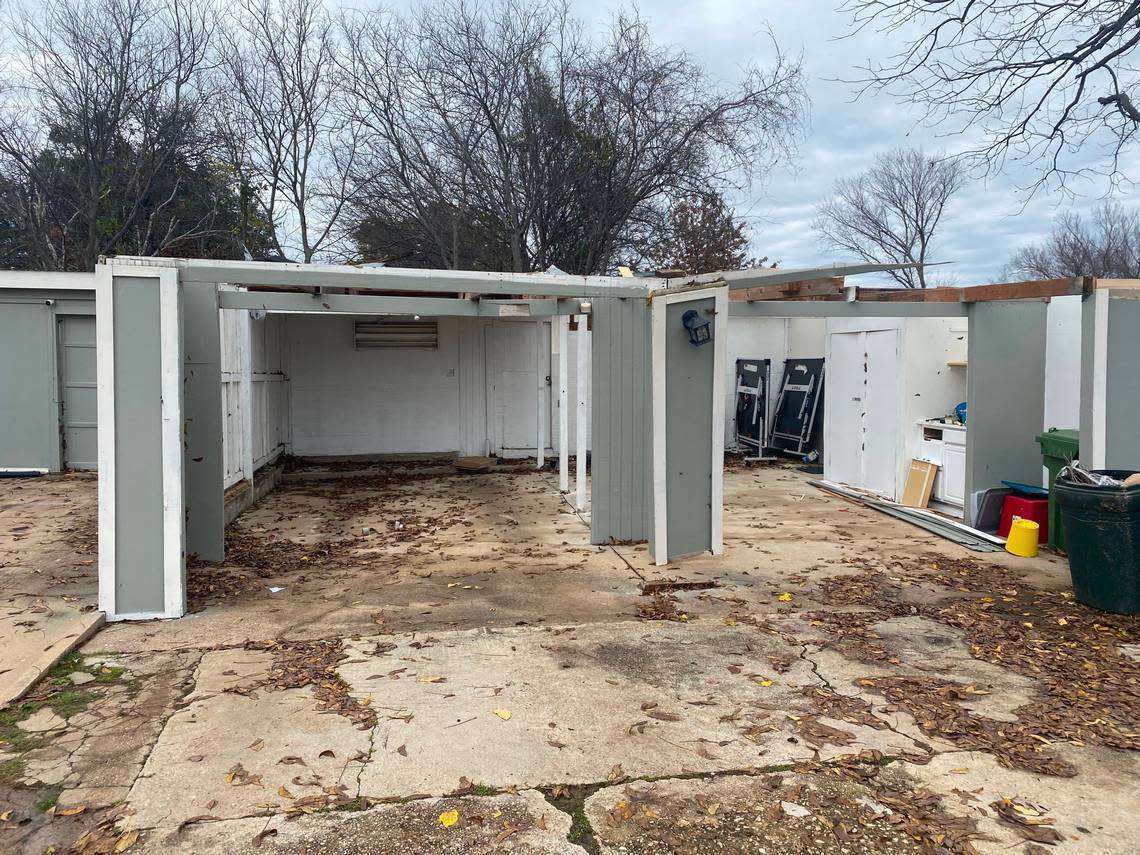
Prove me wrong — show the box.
[542,784,603,855]
[0,757,26,785]
[469,783,497,797]
[35,788,61,813]
[0,653,129,756]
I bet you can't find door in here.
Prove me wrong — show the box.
[943,441,966,506]
[824,328,901,499]
[0,302,58,470]
[58,315,98,469]
[485,321,551,457]
[862,329,900,497]
[825,332,866,488]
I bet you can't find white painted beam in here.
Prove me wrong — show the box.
[575,316,588,511]
[558,315,569,493]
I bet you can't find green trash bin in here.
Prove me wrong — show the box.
[1036,429,1079,551]
[1055,471,1140,615]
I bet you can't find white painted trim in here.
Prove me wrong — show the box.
[558,315,569,492]
[95,264,117,617]
[1090,288,1109,469]
[650,286,729,565]
[0,468,49,474]
[158,269,186,619]
[240,312,255,482]
[575,316,589,511]
[710,287,727,554]
[651,299,668,564]
[536,322,546,468]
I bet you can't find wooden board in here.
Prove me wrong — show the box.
[901,459,939,509]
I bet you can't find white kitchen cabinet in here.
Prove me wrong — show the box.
[918,420,966,507]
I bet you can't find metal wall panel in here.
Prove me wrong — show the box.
[58,315,98,468]
[1105,297,1140,470]
[182,282,225,561]
[0,301,58,470]
[590,297,651,544]
[665,298,715,556]
[110,277,166,614]
[964,300,1047,524]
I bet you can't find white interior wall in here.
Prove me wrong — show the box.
[285,315,558,458]
[823,316,966,500]
[1044,295,1082,431]
[723,316,826,449]
[286,314,463,456]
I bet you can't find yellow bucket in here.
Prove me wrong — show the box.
[1005,518,1040,558]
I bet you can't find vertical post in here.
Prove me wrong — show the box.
[536,321,546,469]
[240,309,254,484]
[575,315,588,510]
[710,287,727,555]
[96,264,186,620]
[650,298,668,563]
[558,314,569,492]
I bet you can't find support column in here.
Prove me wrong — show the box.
[536,321,545,468]
[964,300,1047,525]
[576,315,589,512]
[182,282,225,561]
[558,315,569,492]
[240,309,255,483]
[96,264,185,620]
[1081,287,1140,470]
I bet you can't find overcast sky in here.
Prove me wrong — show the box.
[569,0,1129,286]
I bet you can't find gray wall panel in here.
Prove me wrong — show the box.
[590,297,651,544]
[965,301,1048,524]
[0,301,59,470]
[1105,297,1140,470]
[111,277,165,614]
[665,298,715,557]
[182,283,224,560]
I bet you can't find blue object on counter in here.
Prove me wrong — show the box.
[954,402,967,425]
[1002,480,1049,498]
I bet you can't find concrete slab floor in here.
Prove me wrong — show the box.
[2,465,1139,854]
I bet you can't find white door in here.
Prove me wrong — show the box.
[825,331,866,488]
[862,329,901,498]
[58,315,98,469]
[825,328,901,499]
[485,321,551,457]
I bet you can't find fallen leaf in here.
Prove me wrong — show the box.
[277,785,294,799]
[607,763,626,783]
[248,738,265,752]
[57,805,86,816]
[319,750,336,759]
[418,675,446,684]
[114,830,140,853]
[397,744,408,756]
[439,809,460,828]
[493,708,512,720]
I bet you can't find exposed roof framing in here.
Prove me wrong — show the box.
[216,290,585,317]
[852,278,1088,303]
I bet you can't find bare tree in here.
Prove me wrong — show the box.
[841,1,1140,189]
[1006,202,1140,279]
[341,0,805,274]
[218,0,358,262]
[814,148,964,288]
[0,0,216,270]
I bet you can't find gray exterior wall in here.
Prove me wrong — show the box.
[182,282,225,561]
[664,297,715,558]
[1105,296,1140,470]
[0,285,95,470]
[964,300,1048,524]
[590,297,651,544]
[110,277,167,614]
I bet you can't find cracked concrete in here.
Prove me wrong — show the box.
[4,466,1140,854]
